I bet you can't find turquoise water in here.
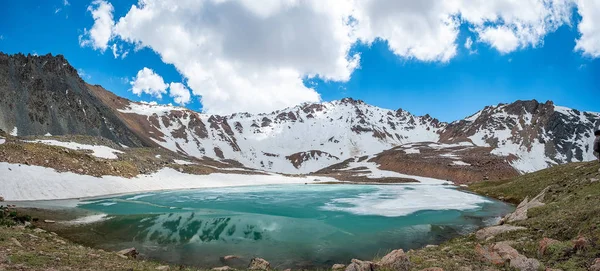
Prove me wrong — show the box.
[74,184,512,269]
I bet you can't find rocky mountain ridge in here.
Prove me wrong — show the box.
[1,53,599,174]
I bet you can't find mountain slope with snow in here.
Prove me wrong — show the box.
[440,100,600,173]
[97,93,444,173]
[1,54,598,175]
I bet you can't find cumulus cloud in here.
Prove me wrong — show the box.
[575,0,600,57]
[477,26,520,54]
[353,0,460,62]
[130,67,168,98]
[79,0,114,52]
[169,83,192,105]
[82,0,599,114]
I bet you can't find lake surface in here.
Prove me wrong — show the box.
[67,184,512,269]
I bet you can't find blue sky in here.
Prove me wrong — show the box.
[1,0,599,122]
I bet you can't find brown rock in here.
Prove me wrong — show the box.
[155,266,170,271]
[477,242,540,271]
[117,247,138,259]
[475,225,527,240]
[573,236,590,252]
[377,249,410,271]
[345,259,378,271]
[44,219,56,223]
[589,258,600,271]
[248,258,270,271]
[538,237,560,256]
[212,266,235,271]
[332,264,346,271]
[475,244,505,265]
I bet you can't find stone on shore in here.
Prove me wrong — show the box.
[116,247,138,259]
[345,259,378,271]
[501,186,548,224]
[332,264,346,271]
[248,258,270,271]
[475,225,527,240]
[377,249,410,271]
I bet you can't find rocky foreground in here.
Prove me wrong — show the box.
[1,161,600,270]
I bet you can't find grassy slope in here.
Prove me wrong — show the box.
[0,226,203,271]
[408,161,600,270]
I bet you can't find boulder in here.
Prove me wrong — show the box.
[475,244,505,265]
[248,258,270,271]
[475,225,527,240]
[538,237,560,256]
[502,186,549,223]
[345,259,378,271]
[117,247,138,259]
[477,242,540,271]
[0,196,4,201]
[212,266,235,271]
[377,249,410,271]
[44,219,56,223]
[589,258,600,271]
[332,264,346,271]
[155,266,170,271]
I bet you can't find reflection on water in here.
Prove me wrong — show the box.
[59,184,513,269]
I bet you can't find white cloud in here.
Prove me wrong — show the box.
[110,43,128,59]
[55,8,61,14]
[478,25,520,54]
[130,67,168,98]
[575,0,600,57]
[64,0,70,6]
[169,82,191,105]
[464,36,477,54]
[81,0,598,114]
[111,44,119,58]
[112,0,355,114]
[353,0,459,62]
[79,0,114,52]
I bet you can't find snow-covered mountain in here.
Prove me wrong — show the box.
[94,82,599,174]
[97,91,444,173]
[2,54,598,174]
[440,100,600,173]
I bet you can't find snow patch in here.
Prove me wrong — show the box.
[10,127,17,136]
[173,159,194,165]
[28,140,123,159]
[44,133,52,137]
[403,148,420,154]
[0,162,338,201]
[452,161,471,166]
[343,157,449,185]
